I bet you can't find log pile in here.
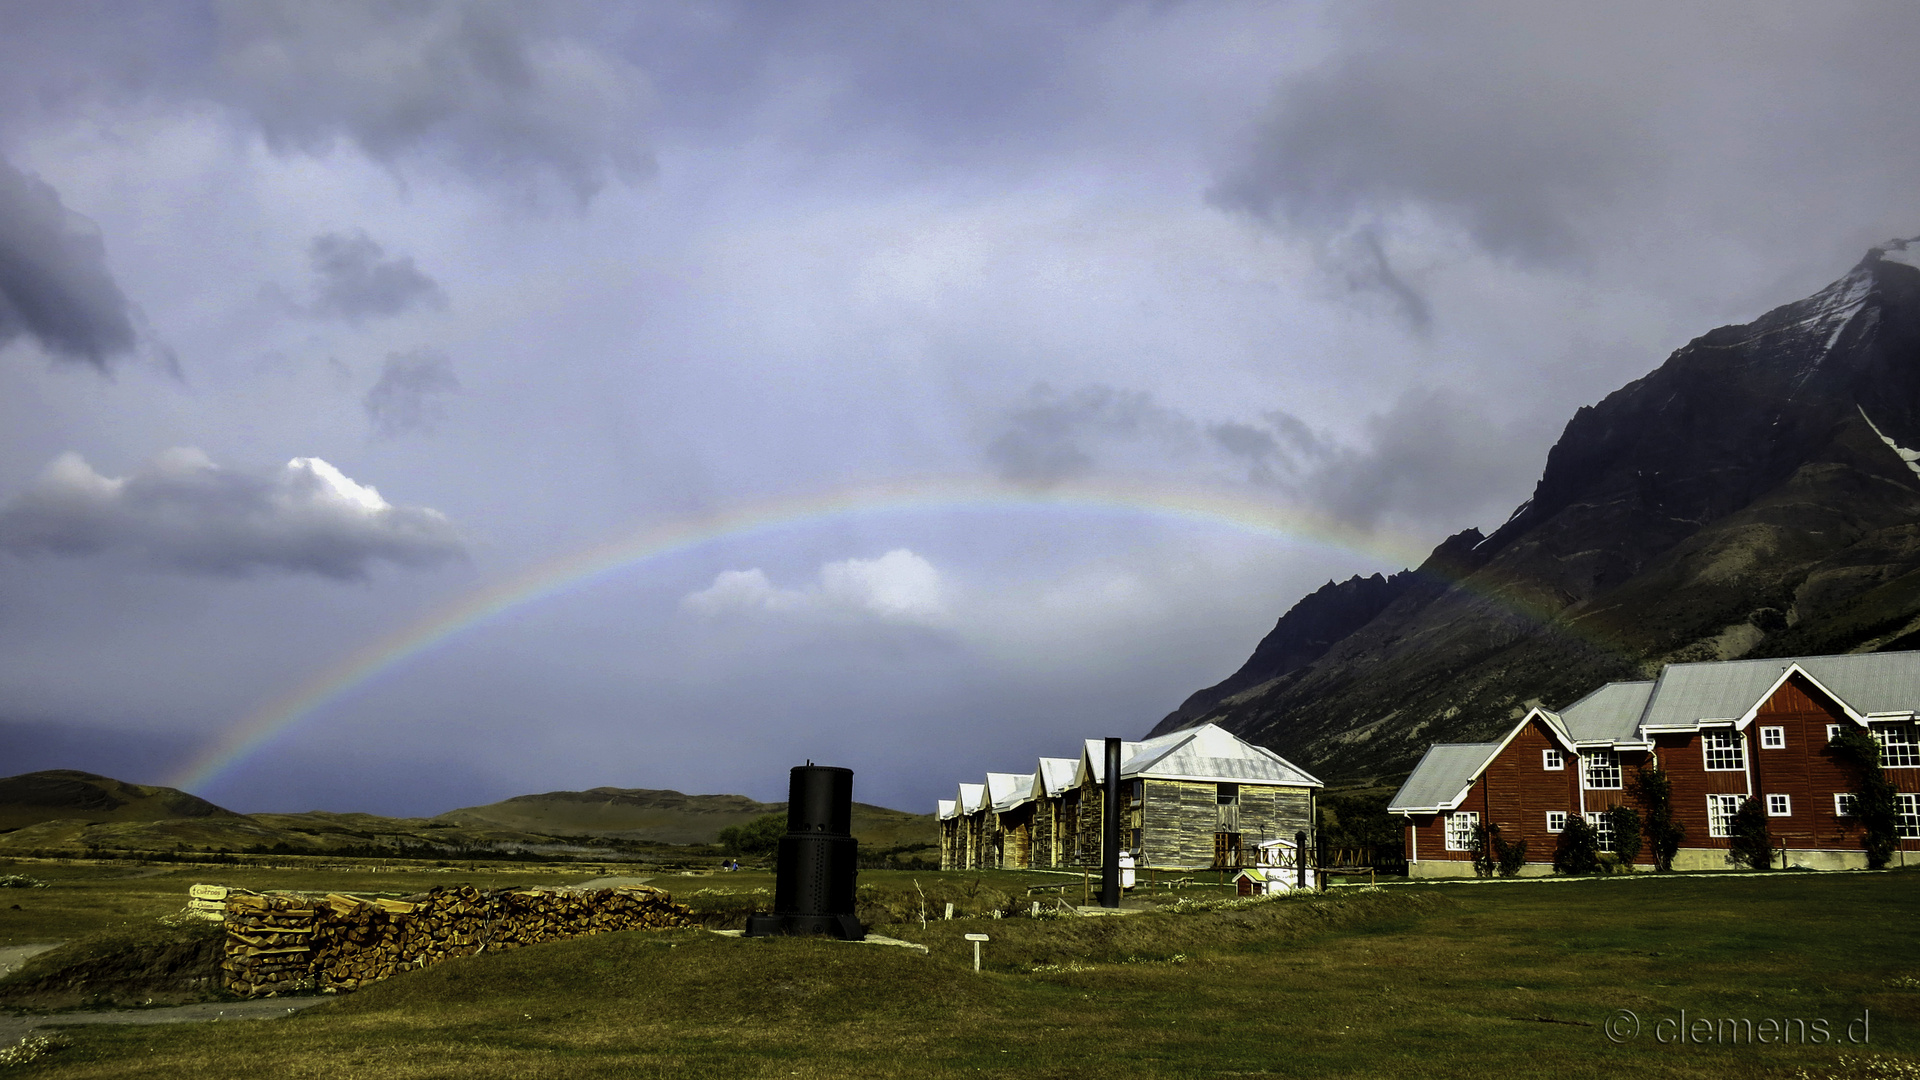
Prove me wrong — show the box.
[215,884,693,997]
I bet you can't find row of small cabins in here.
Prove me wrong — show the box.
[1388,650,1920,874]
[936,724,1323,871]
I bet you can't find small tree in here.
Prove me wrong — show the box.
[1631,761,1685,871]
[1726,797,1773,870]
[718,812,786,858]
[1605,804,1643,871]
[1553,816,1600,875]
[1496,833,1529,877]
[1830,728,1900,869]
[1470,823,1529,879]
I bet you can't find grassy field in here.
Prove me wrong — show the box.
[3,861,1918,1078]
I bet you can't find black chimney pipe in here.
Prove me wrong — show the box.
[744,765,865,940]
[1101,737,1121,908]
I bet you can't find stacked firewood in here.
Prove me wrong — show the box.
[215,884,693,997]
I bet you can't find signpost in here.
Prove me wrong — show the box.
[964,933,989,973]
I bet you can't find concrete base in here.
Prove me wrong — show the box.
[1412,847,1895,876]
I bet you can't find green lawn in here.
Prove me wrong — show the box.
[4,866,1917,1078]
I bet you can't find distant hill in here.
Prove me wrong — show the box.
[0,771,934,855]
[0,770,240,831]
[1152,239,1920,783]
[436,787,935,849]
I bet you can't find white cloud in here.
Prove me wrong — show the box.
[682,548,949,626]
[0,449,463,580]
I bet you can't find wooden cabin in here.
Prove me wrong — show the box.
[1390,652,1920,876]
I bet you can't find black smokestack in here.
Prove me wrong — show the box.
[744,764,865,941]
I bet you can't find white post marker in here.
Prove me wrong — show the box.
[964,933,989,973]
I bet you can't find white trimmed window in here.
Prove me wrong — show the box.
[1828,723,1843,744]
[1703,730,1746,771]
[1583,750,1622,789]
[1546,811,1568,833]
[1901,794,1920,841]
[1760,726,1785,750]
[1543,749,1564,770]
[1836,793,1858,818]
[1445,812,1479,851]
[1767,793,1791,817]
[1707,794,1742,838]
[1871,722,1920,768]
[1586,812,1615,852]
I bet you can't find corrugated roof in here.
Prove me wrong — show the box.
[957,782,984,815]
[937,799,956,820]
[1637,651,1920,730]
[1075,724,1322,788]
[1388,742,1500,812]
[1558,680,1656,742]
[991,772,1036,812]
[1033,757,1077,798]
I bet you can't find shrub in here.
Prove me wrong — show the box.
[717,813,785,858]
[1469,823,1529,878]
[1631,761,1684,871]
[1726,797,1773,870]
[1553,817,1600,875]
[1830,727,1900,870]
[1604,805,1643,870]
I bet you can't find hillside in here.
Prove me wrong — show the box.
[1154,240,1920,782]
[437,788,935,849]
[0,770,240,832]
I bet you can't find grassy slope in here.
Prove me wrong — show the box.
[6,869,1918,1079]
[438,792,935,848]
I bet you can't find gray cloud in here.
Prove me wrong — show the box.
[986,384,1198,483]
[1306,387,1541,530]
[0,155,136,369]
[309,231,446,320]
[213,0,654,202]
[364,348,461,437]
[0,449,463,580]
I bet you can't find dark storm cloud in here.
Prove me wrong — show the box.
[1306,387,1541,530]
[212,0,654,202]
[986,384,1198,483]
[309,231,446,320]
[0,449,463,580]
[364,348,461,437]
[0,155,136,369]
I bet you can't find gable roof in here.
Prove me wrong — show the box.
[1557,680,1656,744]
[1636,651,1920,732]
[1032,757,1078,800]
[937,798,957,820]
[991,772,1036,813]
[1388,742,1501,813]
[1072,724,1322,789]
[957,782,984,815]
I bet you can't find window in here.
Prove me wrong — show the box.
[1546,811,1568,833]
[1828,724,1843,744]
[1836,793,1858,818]
[1899,793,1920,840]
[1445,812,1479,851]
[1767,793,1791,817]
[1760,726,1785,749]
[1707,794,1742,838]
[1543,749,1564,770]
[1586,812,1615,852]
[1583,750,1622,789]
[1872,723,1920,768]
[1703,730,1746,771]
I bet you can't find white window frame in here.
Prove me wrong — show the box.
[1582,750,1623,790]
[1835,793,1858,818]
[1445,811,1479,852]
[1901,793,1920,841]
[1766,793,1791,817]
[1827,723,1843,744]
[1871,722,1920,768]
[1707,794,1742,838]
[1546,810,1568,833]
[1585,811,1615,853]
[1703,729,1746,771]
[1543,748,1564,771]
[1760,726,1785,750]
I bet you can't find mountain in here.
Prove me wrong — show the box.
[1152,239,1920,782]
[0,770,240,831]
[437,788,934,848]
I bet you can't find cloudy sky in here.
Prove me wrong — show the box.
[4,1,1919,817]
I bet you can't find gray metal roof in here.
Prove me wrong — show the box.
[1032,757,1078,799]
[1637,650,1920,730]
[1388,742,1500,812]
[1558,680,1656,743]
[937,798,956,820]
[957,782,984,815]
[991,772,1036,813]
[1073,724,1320,789]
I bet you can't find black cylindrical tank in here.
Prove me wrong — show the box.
[743,765,865,940]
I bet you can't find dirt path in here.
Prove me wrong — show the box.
[0,998,329,1046]
[573,875,654,889]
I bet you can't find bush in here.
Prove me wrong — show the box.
[1469,823,1528,878]
[1553,817,1600,875]
[1830,728,1900,870]
[1631,762,1684,871]
[1604,805,1643,870]
[717,813,786,858]
[1727,797,1773,870]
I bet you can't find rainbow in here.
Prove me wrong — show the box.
[169,475,1474,795]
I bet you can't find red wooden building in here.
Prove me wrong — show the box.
[1389,652,1920,875]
